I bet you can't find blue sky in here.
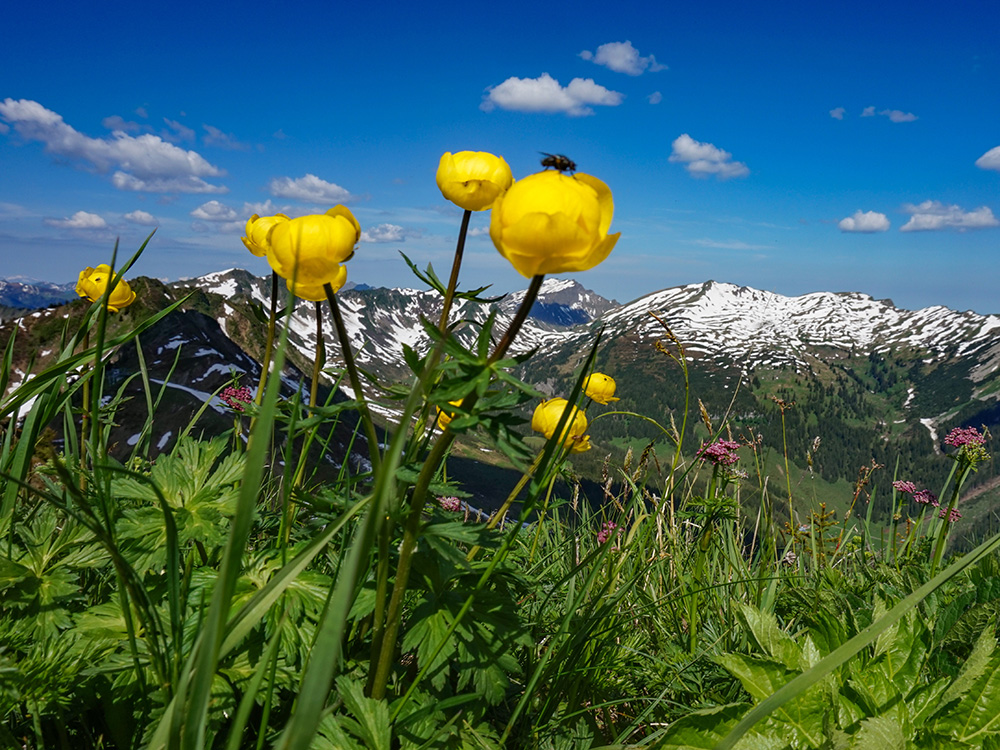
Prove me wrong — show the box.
[1,0,998,313]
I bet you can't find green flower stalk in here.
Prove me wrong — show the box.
[931,427,990,575]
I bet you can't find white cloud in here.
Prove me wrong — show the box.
[838,210,890,233]
[668,134,749,179]
[203,124,248,150]
[900,200,999,232]
[861,106,876,117]
[268,174,355,203]
[135,106,148,118]
[648,91,663,105]
[45,210,106,229]
[579,41,667,76]
[0,98,227,193]
[829,107,846,120]
[975,145,1000,172]
[162,118,195,142]
[481,73,623,116]
[361,223,408,243]
[123,209,158,225]
[879,109,917,123]
[190,200,238,221]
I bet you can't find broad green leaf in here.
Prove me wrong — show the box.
[737,602,802,671]
[938,624,996,710]
[934,658,1000,743]
[849,714,906,750]
[655,703,783,750]
[335,676,391,750]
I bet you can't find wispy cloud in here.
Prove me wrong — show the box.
[900,200,998,232]
[102,115,143,132]
[579,41,666,76]
[202,124,249,150]
[647,91,663,104]
[45,210,107,229]
[880,109,917,123]
[0,99,227,194]
[481,73,623,116]
[829,107,846,120]
[268,174,356,204]
[689,238,770,250]
[860,105,917,122]
[838,210,890,233]
[975,145,1000,172]
[669,134,749,180]
[162,118,195,143]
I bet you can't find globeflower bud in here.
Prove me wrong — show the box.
[76,264,137,312]
[266,206,360,301]
[490,170,620,278]
[436,151,513,211]
[241,213,290,257]
[531,398,591,453]
[584,373,620,404]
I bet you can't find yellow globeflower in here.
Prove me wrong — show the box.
[435,400,465,431]
[76,264,136,312]
[436,151,513,211]
[584,373,620,405]
[531,398,591,453]
[490,170,620,278]
[283,263,348,302]
[267,206,361,300]
[241,213,290,257]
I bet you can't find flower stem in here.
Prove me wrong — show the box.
[255,271,279,406]
[369,273,545,700]
[309,301,324,416]
[437,209,471,334]
[930,462,972,576]
[324,284,381,474]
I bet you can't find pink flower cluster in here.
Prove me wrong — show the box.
[698,439,741,466]
[944,427,987,448]
[893,480,939,507]
[939,507,962,522]
[220,385,253,412]
[438,496,462,512]
[596,521,619,545]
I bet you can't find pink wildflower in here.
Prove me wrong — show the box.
[596,521,619,545]
[438,496,462,512]
[892,480,917,495]
[913,489,938,506]
[944,427,986,448]
[938,506,962,523]
[221,385,253,412]
[698,439,741,467]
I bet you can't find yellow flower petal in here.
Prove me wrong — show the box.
[436,151,513,211]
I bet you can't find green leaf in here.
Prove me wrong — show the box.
[934,652,1000,743]
[655,704,783,750]
[849,715,907,750]
[335,676,392,750]
[736,602,802,671]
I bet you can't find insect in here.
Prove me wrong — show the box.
[540,152,577,173]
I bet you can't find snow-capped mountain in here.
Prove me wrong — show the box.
[0,277,76,314]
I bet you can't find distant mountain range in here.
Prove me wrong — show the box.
[2,270,997,540]
[0,277,75,317]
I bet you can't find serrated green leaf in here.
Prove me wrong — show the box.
[849,714,907,750]
[737,602,802,671]
[335,676,392,750]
